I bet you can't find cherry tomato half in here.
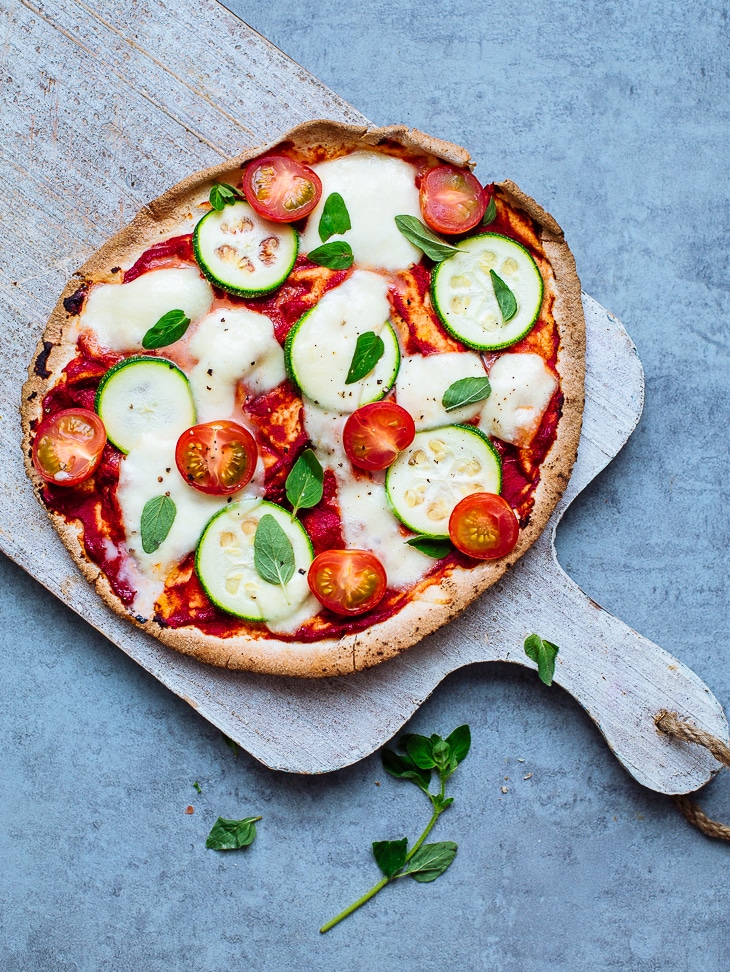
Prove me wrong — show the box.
[419,164,487,235]
[175,421,258,495]
[242,155,323,223]
[32,408,107,486]
[448,492,519,560]
[308,549,388,616]
[343,402,416,471]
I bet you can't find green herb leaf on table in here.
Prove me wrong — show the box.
[404,841,458,883]
[445,724,471,764]
[524,633,560,686]
[442,376,492,412]
[394,215,463,262]
[205,815,261,850]
[372,838,408,879]
[140,494,176,554]
[482,196,497,225]
[209,182,240,211]
[193,781,202,794]
[254,514,295,599]
[318,192,351,242]
[345,331,385,385]
[405,535,453,559]
[381,747,431,792]
[285,449,324,519]
[490,269,518,324]
[307,240,354,270]
[141,309,191,350]
[406,734,437,770]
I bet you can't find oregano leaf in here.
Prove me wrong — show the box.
[406,734,436,770]
[141,309,191,350]
[482,197,497,225]
[490,269,518,324]
[285,449,324,518]
[209,182,240,211]
[442,376,491,412]
[140,494,176,554]
[345,331,385,384]
[372,838,408,879]
[404,841,458,883]
[445,725,471,765]
[394,215,463,262]
[307,240,354,270]
[524,633,560,686]
[318,192,351,242]
[254,514,295,596]
[205,815,261,850]
[405,535,453,559]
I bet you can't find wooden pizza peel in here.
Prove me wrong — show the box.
[1,0,726,794]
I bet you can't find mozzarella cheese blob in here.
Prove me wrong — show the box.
[188,307,285,422]
[82,268,213,351]
[480,352,558,447]
[299,152,422,271]
[395,352,489,430]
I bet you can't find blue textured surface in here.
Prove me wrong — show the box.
[2,1,729,969]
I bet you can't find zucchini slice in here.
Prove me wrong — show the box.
[385,425,502,538]
[95,356,196,454]
[196,500,313,623]
[193,200,297,297]
[432,233,543,350]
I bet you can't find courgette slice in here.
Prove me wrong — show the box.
[385,425,502,538]
[432,233,543,350]
[196,500,313,623]
[193,200,297,297]
[95,356,196,454]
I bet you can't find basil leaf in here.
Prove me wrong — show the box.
[372,838,408,879]
[307,241,354,270]
[445,725,471,765]
[381,748,431,792]
[490,269,518,324]
[318,192,351,242]
[406,734,436,770]
[141,309,191,350]
[441,376,492,412]
[405,536,453,559]
[524,634,560,686]
[482,197,497,225]
[205,815,261,851]
[254,514,295,596]
[405,841,458,883]
[394,215,462,262]
[209,182,239,211]
[345,331,385,385]
[140,494,176,554]
[286,449,324,518]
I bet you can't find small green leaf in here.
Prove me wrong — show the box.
[222,733,239,757]
[441,376,492,412]
[524,633,560,686]
[140,494,176,554]
[405,536,453,559]
[205,815,261,850]
[372,838,408,878]
[406,734,436,770]
[431,737,452,773]
[490,270,518,324]
[141,309,191,350]
[345,331,385,385]
[404,841,458,883]
[307,240,354,270]
[431,793,454,812]
[193,781,202,794]
[482,197,497,225]
[318,192,351,242]
[254,514,295,596]
[394,215,463,262]
[446,725,471,764]
[381,748,431,791]
[209,182,240,211]
[285,449,324,518]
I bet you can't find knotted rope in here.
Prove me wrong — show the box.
[655,709,730,841]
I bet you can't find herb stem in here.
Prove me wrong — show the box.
[319,875,390,934]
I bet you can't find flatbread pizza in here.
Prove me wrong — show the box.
[21,121,584,676]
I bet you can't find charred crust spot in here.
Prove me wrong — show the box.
[34,340,54,379]
[27,391,37,401]
[111,267,121,274]
[63,285,88,316]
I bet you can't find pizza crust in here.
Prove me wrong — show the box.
[21,121,585,678]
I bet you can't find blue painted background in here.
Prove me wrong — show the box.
[2,1,728,968]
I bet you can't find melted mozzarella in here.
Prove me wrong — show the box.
[337,479,432,589]
[301,402,349,469]
[82,268,213,352]
[299,152,422,271]
[480,352,558,448]
[188,307,285,422]
[395,352,488,430]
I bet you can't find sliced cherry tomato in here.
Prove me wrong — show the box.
[343,402,416,471]
[242,155,322,223]
[419,165,487,235]
[448,492,519,560]
[175,421,257,495]
[32,408,107,486]
[308,549,388,616]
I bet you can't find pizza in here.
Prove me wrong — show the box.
[21,121,584,677]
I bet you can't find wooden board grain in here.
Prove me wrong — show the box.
[1,0,726,793]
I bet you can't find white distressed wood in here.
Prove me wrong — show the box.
[0,0,726,793]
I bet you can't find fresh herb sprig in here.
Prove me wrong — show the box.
[320,724,470,933]
[209,182,241,211]
[524,633,560,686]
[253,514,295,602]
